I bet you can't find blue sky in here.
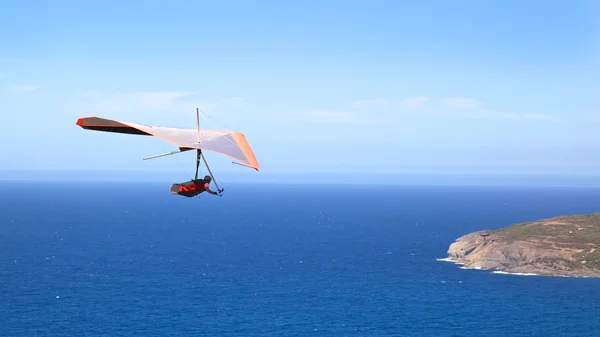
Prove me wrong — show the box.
[1,0,599,182]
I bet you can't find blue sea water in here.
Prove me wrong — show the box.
[2,181,600,336]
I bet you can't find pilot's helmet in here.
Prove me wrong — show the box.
[204,175,212,182]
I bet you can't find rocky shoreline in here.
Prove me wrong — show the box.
[443,213,600,278]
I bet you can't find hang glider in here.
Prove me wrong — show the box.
[76,115,259,171]
[76,109,259,197]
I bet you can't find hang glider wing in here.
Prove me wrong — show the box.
[76,116,259,171]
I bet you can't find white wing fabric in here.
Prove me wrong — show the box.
[76,116,259,170]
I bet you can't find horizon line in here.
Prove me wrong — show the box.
[2,168,600,177]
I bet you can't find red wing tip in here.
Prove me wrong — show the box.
[76,116,96,127]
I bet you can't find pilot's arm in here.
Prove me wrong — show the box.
[204,182,218,195]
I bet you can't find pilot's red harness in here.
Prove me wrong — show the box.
[177,181,207,193]
[170,179,209,197]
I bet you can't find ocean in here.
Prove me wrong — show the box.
[2,181,600,336]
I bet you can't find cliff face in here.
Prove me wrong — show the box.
[446,213,600,277]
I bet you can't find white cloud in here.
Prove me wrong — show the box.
[401,96,429,109]
[10,84,39,93]
[77,90,243,117]
[344,96,558,122]
[79,91,203,113]
[286,109,390,125]
[285,98,397,125]
[289,95,557,125]
[437,97,556,121]
[350,96,430,110]
[350,99,389,108]
[76,91,557,127]
[441,97,482,110]
[523,113,558,121]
